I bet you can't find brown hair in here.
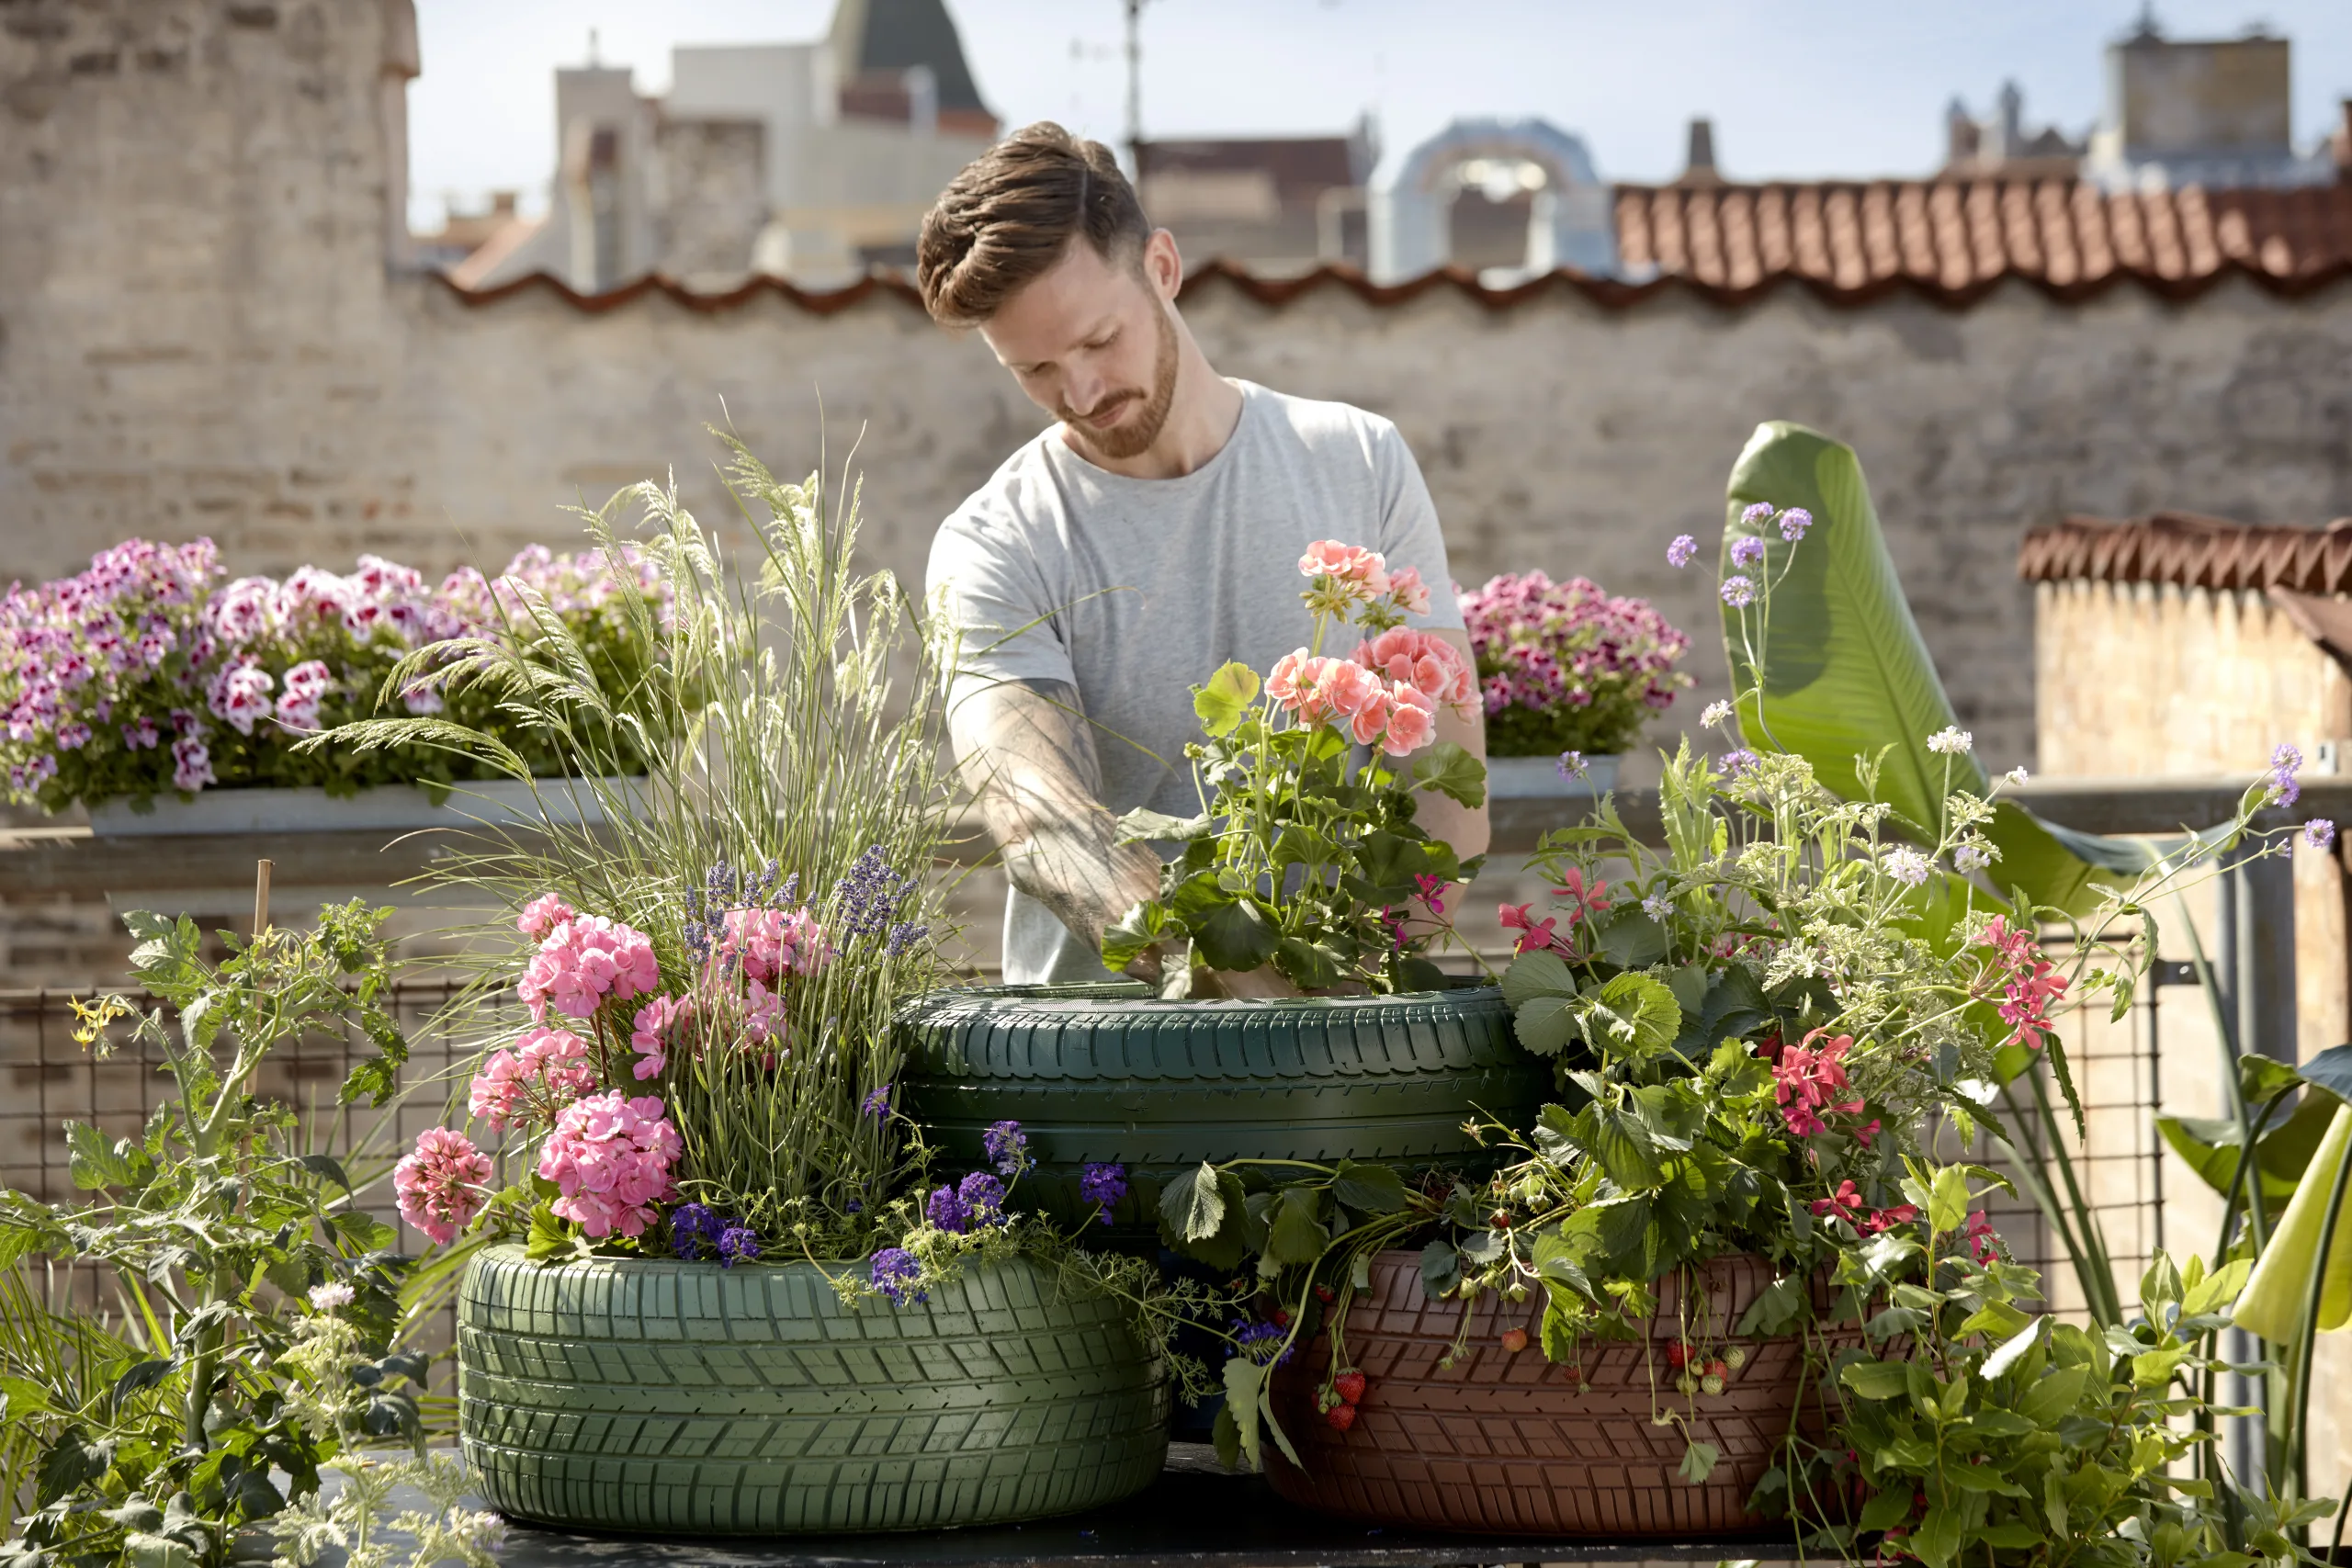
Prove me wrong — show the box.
[917,121,1151,325]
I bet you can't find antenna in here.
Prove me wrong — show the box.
[1124,0,1146,177]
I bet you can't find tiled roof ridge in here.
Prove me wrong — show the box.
[436,241,2352,319]
[2018,513,2352,593]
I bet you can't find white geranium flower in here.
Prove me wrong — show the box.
[1926,727,1973,756]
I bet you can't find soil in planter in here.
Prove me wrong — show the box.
[896,982,1551,1234]
[458,1246,1168,1535]
[1266,1249,1840,1539]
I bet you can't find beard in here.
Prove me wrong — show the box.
[1059,306,1180,462]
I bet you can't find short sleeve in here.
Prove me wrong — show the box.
[1370,420,1465,630]
[925,508,1078,720]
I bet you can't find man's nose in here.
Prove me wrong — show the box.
[1063,364,1109,415]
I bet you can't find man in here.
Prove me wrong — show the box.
[918,122,1487,987]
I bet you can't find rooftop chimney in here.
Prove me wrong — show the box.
[1679,117,1721,186]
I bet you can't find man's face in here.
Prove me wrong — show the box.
[979,231,1181,463]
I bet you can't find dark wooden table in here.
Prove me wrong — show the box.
[469,1446,1797,1568]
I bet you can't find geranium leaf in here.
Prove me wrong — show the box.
[1408,741,1486,807]
[1192,897,1278,974]
[1194,662,1261,738]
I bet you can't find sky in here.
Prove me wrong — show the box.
[406,0,2352,229]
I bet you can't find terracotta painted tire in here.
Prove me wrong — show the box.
[458,1246,1168,1534]
[896,984,1547,1230]
[1268,1249,1830,1538]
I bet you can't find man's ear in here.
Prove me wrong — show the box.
[1141,228,1183,301]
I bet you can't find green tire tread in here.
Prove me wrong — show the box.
[458,1246,1168,1534]
[897,985,1545,1227]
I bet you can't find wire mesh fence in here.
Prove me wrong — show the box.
[0,980,526,1396]
[0,940,2185,1404]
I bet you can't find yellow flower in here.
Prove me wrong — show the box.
[67,993,130,1054]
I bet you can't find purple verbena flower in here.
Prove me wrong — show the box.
[957,1170,1008,1226]
[715,1223,761,1269]
[1555,750,1588,780]
[925,1183,971,1235]
[982,1119,1029,1177]
[1739,503,1775,526]
[1720,576,1756,608]
[1780,508,1813,542]
[2268,741,2304,807]
[1667,535,1698,569]
[1729,536,1766,568]
[670,1201,720,1261]
[871,1247,925,1304]
[1079,1162,1128,1224]
[2304,818,2336,850]
[1722,749,1758,773]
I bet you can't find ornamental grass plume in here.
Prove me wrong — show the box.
[1458,570,1692,758]
[325,436,956,1252]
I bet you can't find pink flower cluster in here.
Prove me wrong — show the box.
[1809,1179,1919,1235]
[1295,540,1434,626]
[1981,917,2066,1052]
[1459,571,1691,749]
[536,1090,683,1239]
[517,912,661,1021]
[1352,628,1477,716]
[1767,1030,1866,1138]
[1267,651,1442,756]
[720,905,831,985]
[468,1024,596,1131]
[2,537,673,808]
[395,1126,494,1245]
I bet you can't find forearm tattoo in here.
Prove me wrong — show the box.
[950,679,1161,952]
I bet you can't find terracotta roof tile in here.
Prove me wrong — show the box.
[1614,177,2352,297]
[442,176,2352,315]
[2018,513,2352,593]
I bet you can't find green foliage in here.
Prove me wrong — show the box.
[1720,422,2152,918]
[1100,567,1486,995]
[1770,1211,2286,1568]
[0,904,430,1567]
[319,441,958,1247]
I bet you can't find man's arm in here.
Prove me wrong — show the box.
[949,677,1165,965]
[1419,626,1490,862]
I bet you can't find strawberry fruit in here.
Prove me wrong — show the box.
[1500,1327,1530,1353]
[1325,1401,1358,1432]
[1333,1370,1367,1405]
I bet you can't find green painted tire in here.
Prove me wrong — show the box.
[897,983,1546,1229]
[458,1246,1169,1534]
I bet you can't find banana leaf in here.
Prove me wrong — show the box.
[1720,421,2151,918]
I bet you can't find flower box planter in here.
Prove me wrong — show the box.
[458,1245,1169,1535]
[86,777,639,837]
[896,983,1548,1232]
[1266,1249,1831,1538]
[1484,753,1622,799]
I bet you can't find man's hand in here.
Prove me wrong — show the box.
[950,678,1164,971]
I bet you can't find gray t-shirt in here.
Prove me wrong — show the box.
[927,379,1464,984]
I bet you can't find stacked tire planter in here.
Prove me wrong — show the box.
[896,982,1551,1231]
[1266,1250,1834,1537]
[458,1245,1169,1534]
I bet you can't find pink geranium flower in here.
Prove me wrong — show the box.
[536,1091,682,1239]
[628,994,693,1079]
[1352,628,1476,716]
[395,1127,493,1246]
[1380,687,1436,756]
[517,913,660,1021]
[517,892,574,940]
[1297,539,1390,595]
